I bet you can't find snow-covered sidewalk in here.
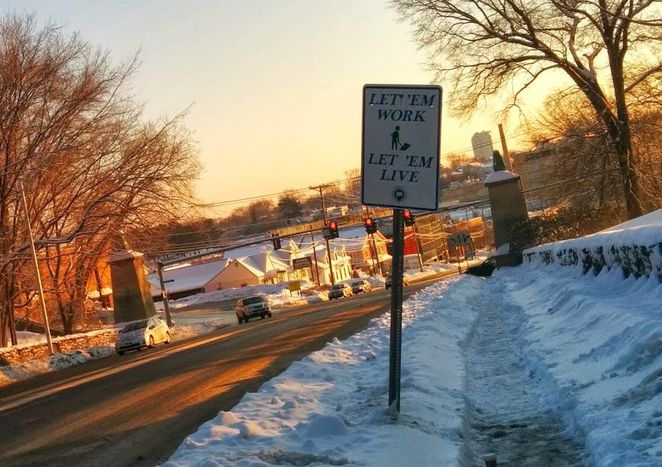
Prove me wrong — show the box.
[462,278,584,465]
[165,263,662,466]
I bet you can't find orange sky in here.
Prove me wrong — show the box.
[4,0,544,216]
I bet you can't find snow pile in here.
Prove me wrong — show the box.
[505,264,662,465]
[166,255,661,465]
[0,320,225,388]
[1,345,115,387]
[525,209,662,280]
[165,276,479,466]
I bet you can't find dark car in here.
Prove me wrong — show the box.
[350,279,372,294]
[236,295,272,324]
[464,257,497,277]
[385,274,410,289]
[328,282,353,300]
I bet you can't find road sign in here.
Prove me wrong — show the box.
[448,231,472,248]
[287,280,301,292]
[292,257,312,270]
[362,84,442,211]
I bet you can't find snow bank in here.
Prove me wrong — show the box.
[504,264,662,465]
[0,320,225,387]
[524,209,662,281]
[164,276,480,466]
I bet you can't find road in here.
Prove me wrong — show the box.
[0,275,447,467]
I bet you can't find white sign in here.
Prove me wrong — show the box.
[362,84,442,211]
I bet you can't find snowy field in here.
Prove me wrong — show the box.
[165,265,661,464]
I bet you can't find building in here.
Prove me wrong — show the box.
[214,252,291,289]
[147,258,229,300]
[335,232,391,275]
[471,131,494,163]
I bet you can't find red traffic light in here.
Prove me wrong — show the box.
[364,217,377,234]
[403,210,415,226]
[326,221,339,239]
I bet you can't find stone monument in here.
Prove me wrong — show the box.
[108,250,156,324]
[484,169,529,267]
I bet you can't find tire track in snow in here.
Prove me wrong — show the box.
[461,278,586,466]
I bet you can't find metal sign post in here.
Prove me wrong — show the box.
[361,84,442,416]
[389,209,405,414]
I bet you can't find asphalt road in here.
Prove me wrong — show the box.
[0,276,449,467]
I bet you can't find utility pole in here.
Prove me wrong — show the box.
[19,180,54,355]
[413,225,424,273]
[310,229,321,286]
[369,232,382,275]
[156,261,173,327]
[363,206,384,276]
[498,123,513,172]
[309,184,335,285]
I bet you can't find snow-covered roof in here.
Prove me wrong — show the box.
[333,237,366,252]
[223,243,270,259]
[233,251,291,278]
[148,258,229,294]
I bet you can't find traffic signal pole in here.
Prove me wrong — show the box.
[310,184,335,285]
[389,208,405,415]
[156,261,174,327]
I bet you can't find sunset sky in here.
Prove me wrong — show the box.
[1,0,530,215]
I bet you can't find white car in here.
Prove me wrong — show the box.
[116,316,171,355]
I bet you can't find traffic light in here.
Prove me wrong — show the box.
[403,210,415,226]
[364,217,377,234]
[327,221,339,239]
[271,233,282,250]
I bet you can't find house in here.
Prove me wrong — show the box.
[147,258,229,300]
[335,232,391,275]
[213,251,291,289]
[290,237,353,285]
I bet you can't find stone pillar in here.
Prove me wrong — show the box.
[108,250,156,324]
[484,170,529,267]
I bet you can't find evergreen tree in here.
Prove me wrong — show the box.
[493,150,506,171]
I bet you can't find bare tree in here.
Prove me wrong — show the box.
[0,15,200,341]
[392,0,661,219]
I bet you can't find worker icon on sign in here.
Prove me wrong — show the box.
[391,126,400,150]
[390,126,411,151]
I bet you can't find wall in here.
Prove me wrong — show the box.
[0,329,116,366]
[215,262,260,290]
[523,210,662,281]
[524,242,662,282]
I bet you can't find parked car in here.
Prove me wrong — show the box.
[350,279,373,294]
[328,282,353,300]
[116,316,171,355]
[385,274,410,289]
[236,295,272,324]
[464,257,497,277]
